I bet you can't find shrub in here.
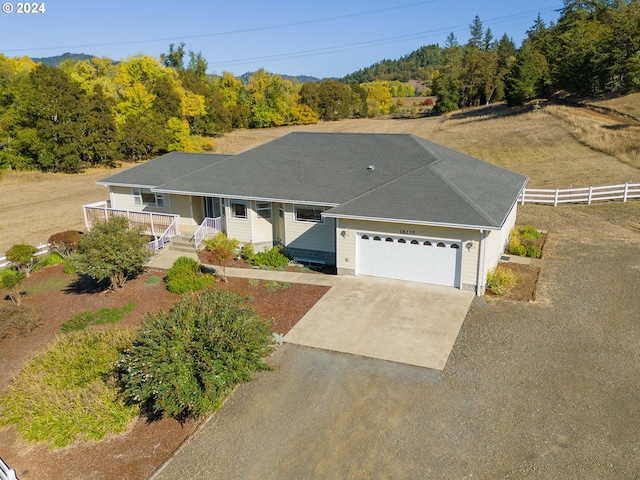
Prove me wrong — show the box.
[486,265,519,295]
[75,216,148,290]
[508,226,544,258]
[63,255,78,275]
[5,243,38,277]
[165,256,215,294]
[60,303,135,333]
[48,230,82,257]
[525,244,542,259]
[241,244,290,269]
[518,225,542,240]
[0,268,27,305]
[37,251,64,268]
[118,289,273,419]
[0,329,138,448]
[508,237,527,257]
[0,304,40,340]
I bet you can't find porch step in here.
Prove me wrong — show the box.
[168,234,196,254]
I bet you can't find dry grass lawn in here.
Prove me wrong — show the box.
[1,100,639,254]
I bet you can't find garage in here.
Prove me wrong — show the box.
[356,233,461,287]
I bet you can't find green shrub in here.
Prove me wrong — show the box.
[508,238,527,257]
[239,242,256,263]
[60,304,135,333]
[37,251,64,268]
[5,243,38,277]
[0,329,138,448]
[0,268,27,305]
[118,289,274,419]
[63,255,78,275]
[486,266,519,295]
[165,256,215,294]
[518,225,542,240]
[525,244,542,259]
[244,245,290,269]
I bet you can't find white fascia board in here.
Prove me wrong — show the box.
[321,212,501,231]
[151,188,338,207]
[97,181,157,188]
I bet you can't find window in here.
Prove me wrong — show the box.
[256,202,272,219]
[424,241,432,246]
[294,205,323,223]
[230,200,247,219]
[133,187,164,208]
[398,238,406,244]
[437,242,446,248]
[451,244,460,249]
[361,235,369,240]
[411,240,419,245]
[385,237,394,242]
[373,236,381,241]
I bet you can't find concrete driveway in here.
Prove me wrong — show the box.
[284,276,474,370]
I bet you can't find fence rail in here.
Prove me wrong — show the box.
[0,243,50,270]
[0,457,18,480]
[193,217,222,249]
[519,182,640,206]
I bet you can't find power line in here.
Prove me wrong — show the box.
[1,0,445,53]
[208,6,559,69]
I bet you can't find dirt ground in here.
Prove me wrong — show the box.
[0,266,329,480]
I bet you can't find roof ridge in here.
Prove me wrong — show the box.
[155,153,232,189]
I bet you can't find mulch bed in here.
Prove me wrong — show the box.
[486,260,542,302]
[0,263,330,480]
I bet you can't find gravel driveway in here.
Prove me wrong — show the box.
[153,204,640,479]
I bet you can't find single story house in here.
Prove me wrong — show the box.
[91,132,528,294]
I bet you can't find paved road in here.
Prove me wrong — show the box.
[153,208,640,479]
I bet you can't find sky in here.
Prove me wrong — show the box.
[0,0,564,78]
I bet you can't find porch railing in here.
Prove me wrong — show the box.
[193,217,222,249]
[147,216,180,253]
[83,201,180,238]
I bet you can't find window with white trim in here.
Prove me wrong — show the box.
[230,200,247,219]
[294,205,324,223]
[133,187,164,208]
[256,202,272,219]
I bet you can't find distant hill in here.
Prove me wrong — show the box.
[341,44,443,84]
[31,52,97,66]
[239,72,323,84]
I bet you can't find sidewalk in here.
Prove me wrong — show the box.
[147,248,339,287]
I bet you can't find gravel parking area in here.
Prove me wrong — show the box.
[153,203,640,479]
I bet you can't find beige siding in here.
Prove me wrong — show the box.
[335,218,483,288]
[110,186,142,211]
[224,199,253,244]
[170,195,196,226]
[284,204,335,252]
[251,201,273,246]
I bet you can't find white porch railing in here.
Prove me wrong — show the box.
[83,201,180,239]
[0,457,18,480]
[193,217,222,249]
[519,182,640,206]
[147,216,180,253]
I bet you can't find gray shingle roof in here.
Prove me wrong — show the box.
[98,132,528,230]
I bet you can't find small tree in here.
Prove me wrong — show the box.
[0,269,27,305]
[48,230,82,258]
[5,244,38,277]
[203,232,238,283]
[76,216,148,290]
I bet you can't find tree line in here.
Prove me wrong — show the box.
[345,1,640,111]
[0,43,416,173]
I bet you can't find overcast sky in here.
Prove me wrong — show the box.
[0,0,563,78]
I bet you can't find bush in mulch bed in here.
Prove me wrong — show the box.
[0,304,40,340]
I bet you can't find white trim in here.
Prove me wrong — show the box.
[150,188,339,207]
[322,212,502,231]
[230,199,248,219]
[294,204,325,224]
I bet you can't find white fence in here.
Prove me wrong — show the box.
[0,243,51,269]
[519,182,640,206]
[0,457,18,480]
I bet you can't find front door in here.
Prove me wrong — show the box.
[204,197,221,218]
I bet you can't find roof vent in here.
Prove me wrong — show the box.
[367,165,375,171]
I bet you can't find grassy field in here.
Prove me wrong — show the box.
[1,100,639,254]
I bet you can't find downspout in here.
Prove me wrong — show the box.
[476,229,488,295]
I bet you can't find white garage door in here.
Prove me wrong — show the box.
[356,233,461,287]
